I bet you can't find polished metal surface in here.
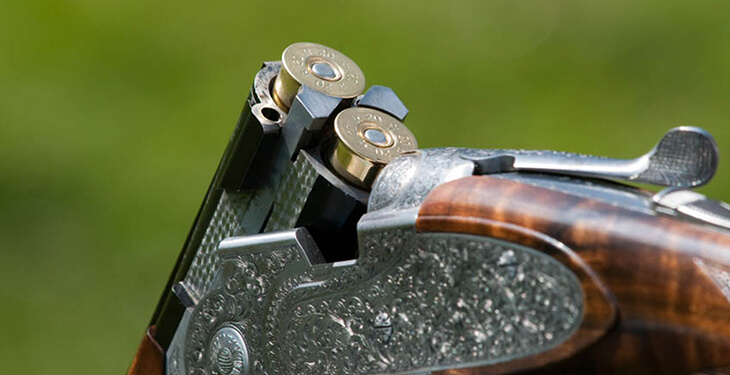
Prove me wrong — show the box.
[368,148,475,214]
[653,188,707,209]
[220,61,285,191]
[217,227,323,262]
[272,42,365,111]
[371,147,708,218]
[654,188,730,230]
[372,144,730,232]
[466,127,719,188]
[281,85,342,159]
[171,281,199,308]
[676,199,730,229]
[328,107,418,189]
[250,61,286,127]
[356,85,409,121]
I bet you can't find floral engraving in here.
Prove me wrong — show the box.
[184,230,582,374]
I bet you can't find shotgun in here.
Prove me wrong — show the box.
[128,42,730,375]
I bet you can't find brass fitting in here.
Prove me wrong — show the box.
[327,107,418,189]
[272,42,366,112]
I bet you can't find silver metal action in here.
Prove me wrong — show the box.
[466,127,719,188]
[175,220,583,375]
[161,42,730,375]
[169,145,730,375]
[167,146,596,375]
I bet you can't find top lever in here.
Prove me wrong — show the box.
[465,126,719,188]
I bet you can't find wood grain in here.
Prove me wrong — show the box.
[417,176,730,374]
[127,326,164,375]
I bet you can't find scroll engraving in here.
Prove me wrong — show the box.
[183,230,583,374]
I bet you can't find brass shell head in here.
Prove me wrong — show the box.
[272,42,366,112]
[328,107,418,189]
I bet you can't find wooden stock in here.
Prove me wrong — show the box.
[127,326,164,375]
[418,176,730,374]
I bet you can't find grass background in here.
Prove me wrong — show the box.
[1,0,728,373]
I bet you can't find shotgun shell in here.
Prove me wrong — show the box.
[328,107,418,189]
[272,42,366,112]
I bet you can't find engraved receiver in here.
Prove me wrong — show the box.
[128,42,730,375]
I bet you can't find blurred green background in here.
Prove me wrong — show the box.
[1,0,729,373]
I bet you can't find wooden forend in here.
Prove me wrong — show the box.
[417,176,730,375]
[127,326,164,375]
